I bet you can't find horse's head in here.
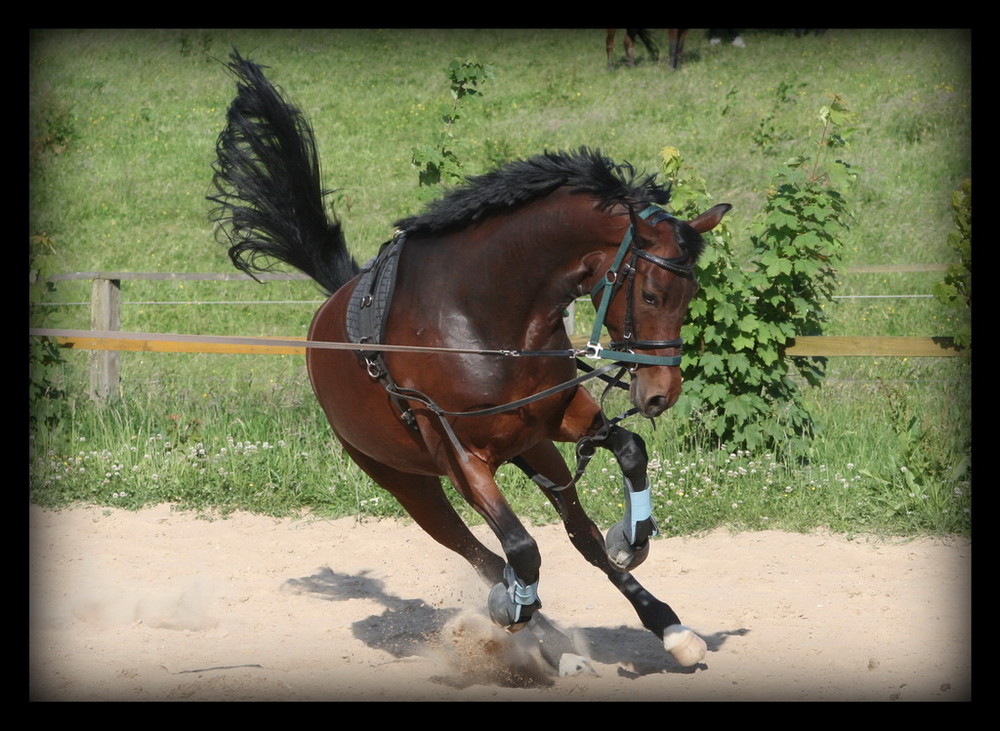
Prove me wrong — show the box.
[597,202,730,418]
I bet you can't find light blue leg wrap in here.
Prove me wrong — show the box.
[503,564,539,624]
[623,476,659,545]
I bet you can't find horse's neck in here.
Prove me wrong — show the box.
[402,199,620,347]
[484,200,614,297]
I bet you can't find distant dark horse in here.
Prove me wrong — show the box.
[606,29,688,69]
[210,52,729,673]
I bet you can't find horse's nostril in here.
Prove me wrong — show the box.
[644,395,670,417]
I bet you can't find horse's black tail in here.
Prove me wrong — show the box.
[209,51,358,295]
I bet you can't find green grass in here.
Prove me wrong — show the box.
[29,28,971,537]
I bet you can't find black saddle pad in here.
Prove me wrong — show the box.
[345,234,405,361]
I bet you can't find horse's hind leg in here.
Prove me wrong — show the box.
[514,440,707,667]
[342,439,546,634]
[605,29,616,68]
[440,457,598,673]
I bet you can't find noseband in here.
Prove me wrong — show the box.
[585,204,695,368]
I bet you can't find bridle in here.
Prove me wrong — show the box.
[584,203,696,369]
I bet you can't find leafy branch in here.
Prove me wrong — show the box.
[933,179,971,351]
[668,95,857,452]
[411,59,494,192]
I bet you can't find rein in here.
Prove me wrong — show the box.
[382,358,638,471]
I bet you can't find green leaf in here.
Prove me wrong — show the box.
[727,351,751,374]
[732,334,754,352]
[739,314,762,332]
[766,257,793,277]
[702,382,729,404]
[724,396,751,420]
[700,352,725,375]
[759,344,779,365]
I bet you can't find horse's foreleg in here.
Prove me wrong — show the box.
[439,455,544,634]
[338,440,506,584]
[549,395,656,571]
[601,425,658,572]
[668,28,688,70]
[515,440,707,667]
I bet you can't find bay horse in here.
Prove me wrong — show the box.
[606,29,688,70]
[210,52,730,673]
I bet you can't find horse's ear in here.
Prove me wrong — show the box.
[627,204,659,242]
[686,203,732,234]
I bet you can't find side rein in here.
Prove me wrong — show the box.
[354,203,692,567]
[515,203,698,572]
[369,203,692,467]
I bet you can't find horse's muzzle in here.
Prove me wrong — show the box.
[630,373,681,418]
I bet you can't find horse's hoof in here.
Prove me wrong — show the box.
[558,653,596,677]
[604,520,650,572]
[662,624,707,667]
[487,581,531,633]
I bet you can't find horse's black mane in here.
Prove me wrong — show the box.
[394,147,671,235]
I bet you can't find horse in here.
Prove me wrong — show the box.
[606,29,688,70]
[209,52,730,673]
[667,29,689,70]
[605,29,659,67]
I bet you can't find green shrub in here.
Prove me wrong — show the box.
[671,96,856,452]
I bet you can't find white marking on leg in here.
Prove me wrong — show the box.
[662,624,707,667]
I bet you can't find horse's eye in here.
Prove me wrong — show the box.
[641,291,659,306]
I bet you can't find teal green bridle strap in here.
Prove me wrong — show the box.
[584,205,684,368]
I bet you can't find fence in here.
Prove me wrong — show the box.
[30,266,963,401]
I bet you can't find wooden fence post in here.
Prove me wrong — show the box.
[88,277,121,402]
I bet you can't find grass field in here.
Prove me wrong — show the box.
[29,28,971,537]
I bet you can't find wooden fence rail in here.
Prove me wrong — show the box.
[32,267,962,401]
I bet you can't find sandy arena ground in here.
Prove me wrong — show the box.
[29,504,971,702]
